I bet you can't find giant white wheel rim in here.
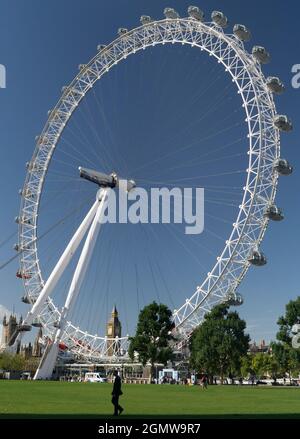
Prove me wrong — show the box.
[18,17,280,360]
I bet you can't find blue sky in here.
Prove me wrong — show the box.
[0,0,299,344]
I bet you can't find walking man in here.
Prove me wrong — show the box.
[111,370,124,416]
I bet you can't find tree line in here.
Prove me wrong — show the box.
[129,297,300,382]
[1,297,299,381]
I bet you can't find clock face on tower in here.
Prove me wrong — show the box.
[107,326,113,336]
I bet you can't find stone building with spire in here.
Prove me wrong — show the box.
[1,313,43,358]
[1,314,21,347]
[106,306,122,356]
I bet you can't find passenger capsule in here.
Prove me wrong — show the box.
[248,250,267,266]
[78,64,86,70]
[211,11,228,28]
[225,291,244,306]
[273,158,293,176]
[32,319,43,328]
[97,44,106,51]
[187,6,204,21]
[19,188,34,198]
[266,77,285,94]
[140,15,152,25]
[264,205,284,221]
[274,115,293,132]
[16,216,31,225]
[21,294,31,303]
[233,24,251,41]
[164,8,179,19]
[37,135,49,145]
[17,323,32,332]
[118,28,128,36]
[252,46,270,64]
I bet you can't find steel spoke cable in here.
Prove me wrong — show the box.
[79,96,115,172]
[174,135,246,167]
[205,226,228,242]
[147,255,161,305]
[62,105,106,169]
[134,264,141,313]
[95,234,119,334]
[46,169,80,179]
[164,66,226,128]
[148,151,245,177]
[144,225,178,310]
[0,195,93,271]
[51,156,85,170]
[140,127,245,179]
[38,193,89,270]
[138,169,245,185]
[127,223,146,308]
[133,120,243,176]
[46,177,82,183]
[139,222,190,307]
[164,61,220,117]
[85,232,109,332]
[38,198,91,274]
[60,123,103,169]
[135,223,165,305]
[56,137,98,169]
[0,230,17,249]
[139,182,242,191]
[62,103,101,154]
[168,82,234,137]
[91,85,118,161]
[119,246,130,335]
[91,85,129,175]
[72,105,109,171]
[39,180,81,211]
[162,222,207,271]
[144,75,236,157]
[205,211,234,225]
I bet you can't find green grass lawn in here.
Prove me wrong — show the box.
[0,381,300,419]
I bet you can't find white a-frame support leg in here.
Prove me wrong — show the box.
[34,188,108,379]
[9,191,105,353]
[8,196,101,351]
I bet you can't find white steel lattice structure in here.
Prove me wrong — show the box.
[14,9,291,366]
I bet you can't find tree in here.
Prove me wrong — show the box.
[189,304,250,384]
[240,355,253,378]
[272,296,300,378]
[10,354,26,371]
[251,353,268,378]
[128,301,174,380]
[0,352,26,372]
[270,342,290,376]
[0,352,13,370]
[24,357,40,375]
[276,296,300,344]
[264,354,280,381]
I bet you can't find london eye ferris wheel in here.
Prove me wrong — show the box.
[11,7,293,378]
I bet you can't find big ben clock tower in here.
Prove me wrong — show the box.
[106,305,121,355]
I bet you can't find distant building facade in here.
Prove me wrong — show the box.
[1,313,43,358]
[1,314,20,347]
[248,339,271,354]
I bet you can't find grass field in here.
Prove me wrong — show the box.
[0,381,300,419]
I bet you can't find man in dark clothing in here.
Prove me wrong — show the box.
[111,370,124,416]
